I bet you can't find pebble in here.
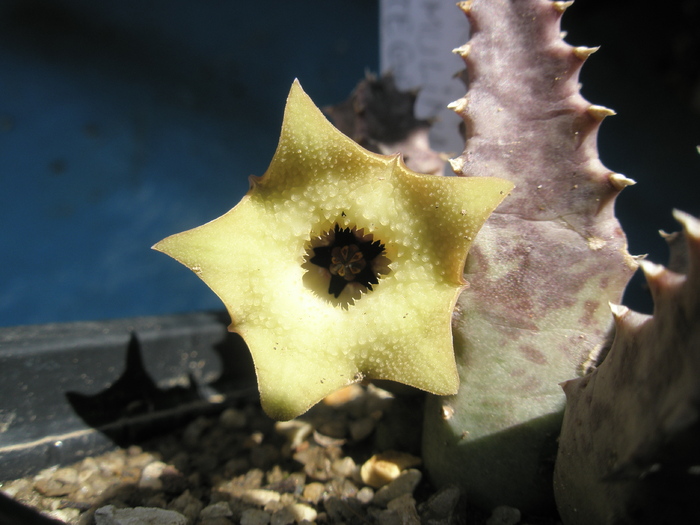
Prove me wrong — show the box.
[99,454,127,477]
[328,477,359,499]
[356,485,374,504]
[287,502,317,522]
[33,476,77,497]
[47,507,80,522]
[199,518,234,525]
[360,451,422,488]
[349,416,377,441]
[199,501,233,519]
[240,508,271,525]
[301,482,325,504]
[0,478,30,498]
[373,468,422,507]
[241,488,281,506]
[182,417,210,448]
[386,493,420,525]
[331,456,357,478]
[317,419,347,439]
[128,449,160,470]
[324,495,364,522]
[322,384,364,406]
[139,461,168,490]
[250,443,281,469]
[370,507,406,525]
[167,490,204,523]
[94,505,187,525]
[418,484,461,522]
[219,407,248,429]
[487,505,522,525]
[271,506,295,525]
[268,476,305,500]
[33,466,80,496]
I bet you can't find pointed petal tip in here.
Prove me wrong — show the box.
[289,77,303,94]
[151,238,169,254]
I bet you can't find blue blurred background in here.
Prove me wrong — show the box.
[0,0,378,326]
[1,0,698,327]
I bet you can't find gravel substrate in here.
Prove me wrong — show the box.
[1,384,559,525]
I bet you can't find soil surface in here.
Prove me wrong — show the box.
[0,385,561,525]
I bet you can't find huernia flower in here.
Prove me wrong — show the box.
[154,80,513,420]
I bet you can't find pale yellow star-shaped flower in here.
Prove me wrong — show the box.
[154,80,513,420]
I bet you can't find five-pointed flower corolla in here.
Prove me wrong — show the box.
[154,80,513,420]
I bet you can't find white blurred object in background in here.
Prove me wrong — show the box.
[380,0,469,160]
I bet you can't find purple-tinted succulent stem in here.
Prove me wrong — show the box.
[554,211,700,524]
[422,0,636,512]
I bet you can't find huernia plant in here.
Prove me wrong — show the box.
[155,0,699,520]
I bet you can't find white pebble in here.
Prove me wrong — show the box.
[289,503,317,522]
[241,488,282,506]
[138,461,167,490]
[356,486,374,504]
[332,457,357,478]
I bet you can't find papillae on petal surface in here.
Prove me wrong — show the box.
[154,80,513,420]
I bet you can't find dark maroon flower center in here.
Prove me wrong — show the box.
[310,224,385,298]
[330,244,366,279]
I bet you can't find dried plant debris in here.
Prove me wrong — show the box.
[324,73,447,176]
[422,0,637,512]
[555,211,700,525]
